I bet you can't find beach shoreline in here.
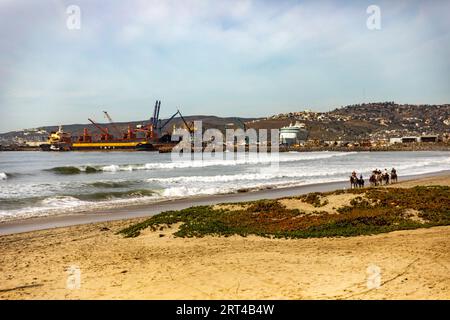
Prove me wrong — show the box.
[1,169,450,236]
[0,172,449,300]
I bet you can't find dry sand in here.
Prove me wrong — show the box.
[280,193,361,215]
[1,174,449,300]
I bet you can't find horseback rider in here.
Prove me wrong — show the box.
[350,171,358,188]
[391,167,398,183]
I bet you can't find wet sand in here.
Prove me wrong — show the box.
[0,173,449,300]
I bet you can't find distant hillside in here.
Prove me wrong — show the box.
[1,102,449,144]
[255,102,450,141]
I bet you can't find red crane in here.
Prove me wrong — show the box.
[88,118,114,141]
[103,111,123,138]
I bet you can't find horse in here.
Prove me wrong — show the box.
[382,173,390,185]
[369,174,377,186]
[350,175,359,189]
[391,172,398,183]
[358,177,365,188]
[370,173,384,186]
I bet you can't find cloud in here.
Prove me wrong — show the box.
[0,0,449,132]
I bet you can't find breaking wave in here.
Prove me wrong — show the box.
[87,180,140,188]
[40,196,87,208]
[74,189,156,201]
[147,170,354,184]
[46,166,101,175]
[44,152,358,174]
[0,191,159,222]
[0,172,8,180]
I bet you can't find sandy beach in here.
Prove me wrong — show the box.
[2,0,450,304]
[0,174,449,300]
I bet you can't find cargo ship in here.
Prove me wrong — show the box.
[39,126,155,151]
[40,101,192,152]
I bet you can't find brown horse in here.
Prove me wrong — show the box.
[370,173,383,186]
[382,173,390,185]
[391,172,398,183]
[369,174,377,186]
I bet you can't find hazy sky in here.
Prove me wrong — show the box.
[0,0,449,132]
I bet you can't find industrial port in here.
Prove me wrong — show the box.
[38,101,194,152]
[1,102,449,152]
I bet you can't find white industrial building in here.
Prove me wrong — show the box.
[390,135,440,144]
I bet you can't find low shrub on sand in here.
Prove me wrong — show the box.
[299,193,329,207]
[118,186,450,239]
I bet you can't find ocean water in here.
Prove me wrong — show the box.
[0,151,449,221]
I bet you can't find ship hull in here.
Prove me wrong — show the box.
[41,141,155,151]
[70,141,155,151]
[40,143,71,151]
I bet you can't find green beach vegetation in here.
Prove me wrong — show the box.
[118,186,450,239]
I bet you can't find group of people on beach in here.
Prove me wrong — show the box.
[350,168,398,188]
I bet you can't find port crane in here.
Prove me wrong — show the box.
[159,109,194,136]
[146,100,194,141]
[103,110,137,140]
[103,111,123,138]
[88,118,114,141]
[236,118,247,131]
[151,100,161,132]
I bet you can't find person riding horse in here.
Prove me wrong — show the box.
[370,169,381,186]
[368,168,398,186]
[359,174,364,188]
[382,169,390,185]
[350,171,364,189]
[350,171,358,189]
[391,168,398,183]
[369,173,377,186]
